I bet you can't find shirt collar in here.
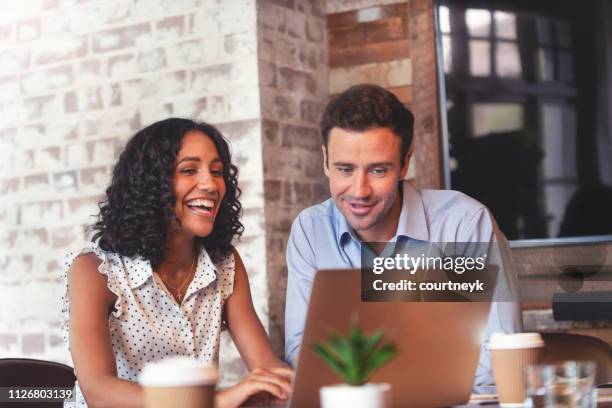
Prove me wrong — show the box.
[396,181,430,242]
[333,201,356,247]
[126,248,218,292]
[125,256,153,289]
[333,180,430,246]
[184,249,218,299]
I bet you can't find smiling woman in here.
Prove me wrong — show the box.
[62,118,292,408]
[173,131,228,240]
[92,120,242,269]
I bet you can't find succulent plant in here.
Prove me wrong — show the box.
[312,324,397,386]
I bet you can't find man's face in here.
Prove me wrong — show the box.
[323,127,410,242]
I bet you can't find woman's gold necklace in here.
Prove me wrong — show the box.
[162,255,197,304]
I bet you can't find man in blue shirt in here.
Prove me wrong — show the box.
[284,84,522,386]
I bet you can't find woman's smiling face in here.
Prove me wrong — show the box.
[173,130,226,238]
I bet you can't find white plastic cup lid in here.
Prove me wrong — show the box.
[489,332,545,350]
[139,356,218,387]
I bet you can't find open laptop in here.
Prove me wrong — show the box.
[288,269,493,408]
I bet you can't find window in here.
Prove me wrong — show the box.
[472,103,524,137]
[439,6,452,73]
[463,8,522,78]
[436,1,597,240]
[536,18,574,83]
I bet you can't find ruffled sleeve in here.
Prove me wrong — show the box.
[60,240,125,348]
[217,252,235,303]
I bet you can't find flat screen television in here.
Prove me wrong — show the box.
[434,0,612,246]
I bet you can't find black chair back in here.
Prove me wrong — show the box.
[0,358,76,407]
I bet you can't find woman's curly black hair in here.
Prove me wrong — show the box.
[92,118,244,269]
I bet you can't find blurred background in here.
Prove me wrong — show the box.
[438,0,612,241]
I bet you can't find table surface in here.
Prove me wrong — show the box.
[247,387,612,407]
[461,387,612,407]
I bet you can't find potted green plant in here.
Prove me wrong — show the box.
[313,324,397,408]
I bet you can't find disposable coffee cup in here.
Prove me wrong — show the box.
[139,356,218,408]
[489,332,544,407]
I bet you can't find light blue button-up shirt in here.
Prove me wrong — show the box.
[284,181,522,386]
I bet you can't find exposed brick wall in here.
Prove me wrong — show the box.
[328,2,412,105]
[407,0,442,189]
[327,0,410,14]
[257,0,329,356]
[326,0,443,187]
[0,0,268,386]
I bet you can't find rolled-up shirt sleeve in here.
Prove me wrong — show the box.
[284,213,317,367]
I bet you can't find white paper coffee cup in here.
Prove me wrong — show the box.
[139,356,218,408]
[490,333,544,407]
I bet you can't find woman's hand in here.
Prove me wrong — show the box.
[215,367,293,408]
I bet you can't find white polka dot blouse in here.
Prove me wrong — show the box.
[61,240,235,407]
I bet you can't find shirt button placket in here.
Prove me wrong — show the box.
[180,312,195,354]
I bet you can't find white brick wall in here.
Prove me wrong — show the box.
[0,0,268,386]
[1,0,332,389]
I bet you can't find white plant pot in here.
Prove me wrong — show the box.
[319,383,391,408]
